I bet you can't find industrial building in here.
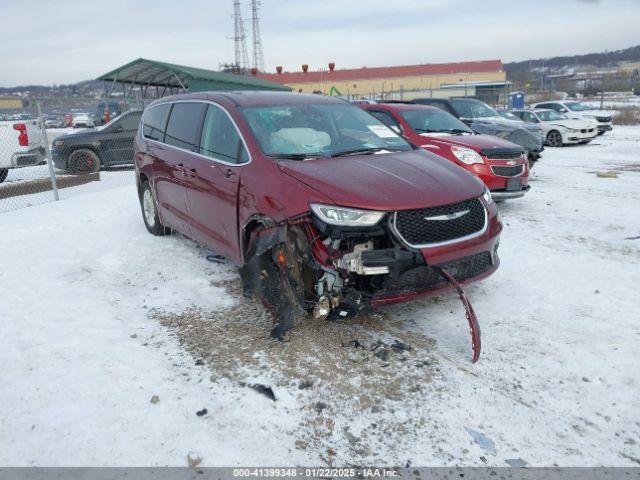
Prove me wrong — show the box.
[257,59,510,102]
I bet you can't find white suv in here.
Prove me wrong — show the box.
[531,101,612,135]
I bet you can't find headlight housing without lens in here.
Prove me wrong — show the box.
[450,145,483,165]
[310,203,385,227]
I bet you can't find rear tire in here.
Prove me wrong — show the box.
[547,130,563,147]
[0,168,7,183]
[139,180,170,236]
[67,149,100,173]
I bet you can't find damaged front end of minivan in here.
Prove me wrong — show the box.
[241,195,499,363]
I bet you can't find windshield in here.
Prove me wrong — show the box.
[450,99,500,119]
[537,110,568,121]
[241,104,412,158]
[400,108,472,134]
[564,102,591,112]
[499,111,521,121]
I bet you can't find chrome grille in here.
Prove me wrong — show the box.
[393,198,486,247]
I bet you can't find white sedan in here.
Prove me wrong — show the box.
[531,100,613,135]
[510,109,598,147]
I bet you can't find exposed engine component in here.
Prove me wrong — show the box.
[334,241,390,275]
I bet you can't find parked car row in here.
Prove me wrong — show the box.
[393,97,545,167]
[497,100,613,147]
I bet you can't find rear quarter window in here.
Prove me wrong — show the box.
[142,104,170,141]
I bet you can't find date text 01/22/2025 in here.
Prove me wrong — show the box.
[232,468,400,478]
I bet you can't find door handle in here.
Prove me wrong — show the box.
[225,168,234,178]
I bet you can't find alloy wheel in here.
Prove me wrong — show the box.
[143,189,156,228]
[547,131,563,147]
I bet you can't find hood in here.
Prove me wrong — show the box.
[54,128,104,144]
[277,149,484,211]
[418,133,524,152]
[472,116,542,132]
[469,120,543,152]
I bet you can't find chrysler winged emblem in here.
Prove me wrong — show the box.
[425,209,469,221]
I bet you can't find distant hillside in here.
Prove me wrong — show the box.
[0,79,103,98]
[505,45,640,83]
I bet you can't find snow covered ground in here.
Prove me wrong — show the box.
[1,127,639,467]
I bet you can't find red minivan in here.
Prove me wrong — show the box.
[135,92,502,361]
[360,103,530,200]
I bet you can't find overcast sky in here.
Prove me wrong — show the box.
[1,0,638,87]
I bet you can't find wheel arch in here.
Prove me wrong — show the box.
[241,214,280,264]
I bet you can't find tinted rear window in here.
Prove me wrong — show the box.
[164,103,207,150]
[142,104,170,141]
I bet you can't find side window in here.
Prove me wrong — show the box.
[368,110,401,129]
[199,105,248,164]
[522,112,538,123]
[547,103,562,112]
[164,102,208,151]
[142,104,170,141]
[119,112,142,131]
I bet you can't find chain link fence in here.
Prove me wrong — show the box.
[0,100,137,213]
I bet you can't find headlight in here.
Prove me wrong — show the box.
[450,146,483,165]
[310,203,385,227]
[53,140,64,147]
[559,126,579,133]
[482,187,493,205]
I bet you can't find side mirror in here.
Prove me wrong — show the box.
[559,108,567,113]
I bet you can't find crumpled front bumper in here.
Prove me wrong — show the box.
[369,201,502,306]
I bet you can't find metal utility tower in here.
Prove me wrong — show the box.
[250,0,265,72]
[232,0,249,72]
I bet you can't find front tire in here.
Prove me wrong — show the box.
[547,130,563,147]
[67,149,100,173]
[0,168,8,183]
[140,180,170,236]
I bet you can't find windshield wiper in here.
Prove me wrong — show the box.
[268,153,320,160]
[330,147,409,157]
[330,147,385,157]
[443,128,472,134]
[415,128,470,135]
